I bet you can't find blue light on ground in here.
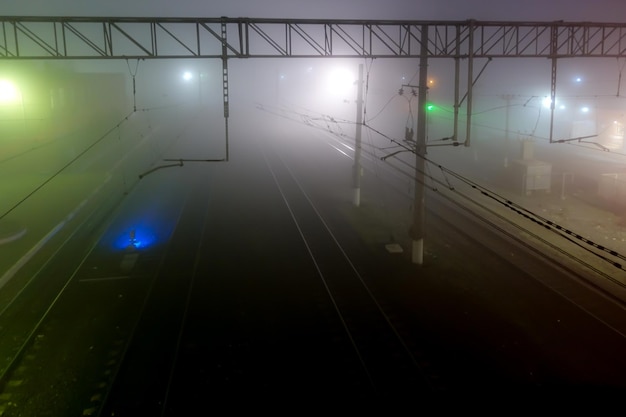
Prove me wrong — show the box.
[113,226,158,250]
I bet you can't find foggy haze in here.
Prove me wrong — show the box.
[2,4,626,415]
[3,15,626,279]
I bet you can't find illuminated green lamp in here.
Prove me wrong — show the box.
[0,79,20,104]
[426,103,436,112]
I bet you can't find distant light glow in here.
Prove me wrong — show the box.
[182,71,193,81]
[541,96,564,109]
[581,106,590,113]
[575,76,583,83]
[324,67,355,98]
[0,79,19,104]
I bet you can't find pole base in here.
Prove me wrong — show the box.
[411,238,424,265]
[352,188,360,207]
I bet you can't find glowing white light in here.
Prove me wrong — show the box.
[325,67,355,98]
[581,106,590,113]
[575,77,582,83]
[182,71,193,81]
[0,79,19,104]
[542,96,553,108]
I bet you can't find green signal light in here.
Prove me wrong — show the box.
[426,103,436,112]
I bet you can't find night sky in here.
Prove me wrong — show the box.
[1,0,625,22]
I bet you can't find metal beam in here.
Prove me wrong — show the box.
[2,17,626,60]
[410,25,429,265]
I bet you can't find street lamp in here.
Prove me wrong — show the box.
[182,71,193,82]
[324,67,356,100]
[0,79,19,103]
[0,78,26,134]
[181,70,202,102]
[542,95,556,109]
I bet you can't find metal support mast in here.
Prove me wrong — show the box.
[465,21,475,147]
[352,63,364,207]
[221,21,230,161]
[548,24,558,143]
[453,26,461,143]
[410,25,429,265]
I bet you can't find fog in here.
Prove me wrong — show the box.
[2,44,626,277]
[3,6,626,414]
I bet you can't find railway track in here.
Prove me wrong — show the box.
[262,149,446,394]
[48,142,447,415]
[315,126,626,308]
[1,132,626,416]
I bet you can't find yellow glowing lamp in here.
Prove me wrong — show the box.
[0,79,20,104]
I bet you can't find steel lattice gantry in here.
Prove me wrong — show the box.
[1,17,626,59]
[4,17,626,144]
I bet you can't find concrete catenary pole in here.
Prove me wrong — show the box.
[353,63,365,207]
[410,26,429,265]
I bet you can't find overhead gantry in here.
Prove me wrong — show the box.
[3,16,626,264]
[3,17,626,60]
[3,17,626,144]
